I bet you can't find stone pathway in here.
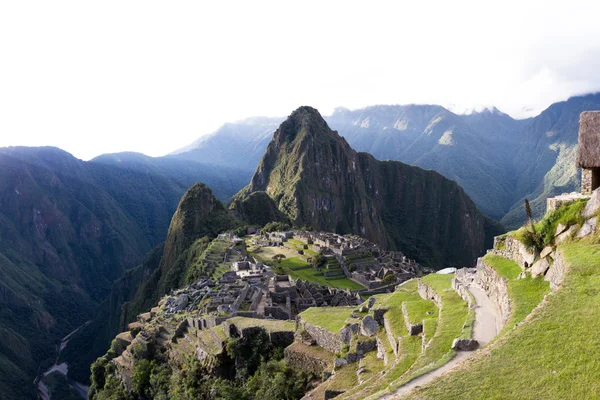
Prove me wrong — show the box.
[381,284,501,399]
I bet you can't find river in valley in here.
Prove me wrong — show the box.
[35,321,92,400]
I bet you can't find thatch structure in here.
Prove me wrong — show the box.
[577,111,600,194]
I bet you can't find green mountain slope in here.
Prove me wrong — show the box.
[65,184,237,385]
[233,106,495,268]
[0,147,215,399]
[91,151,249,202]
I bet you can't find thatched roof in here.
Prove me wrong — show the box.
[576,111,600,168]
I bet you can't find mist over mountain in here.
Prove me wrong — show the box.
[178,93,600,228]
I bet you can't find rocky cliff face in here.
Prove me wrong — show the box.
[233,106,493,267]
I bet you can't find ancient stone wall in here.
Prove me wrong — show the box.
[475,258,510,326]
[582,168,593,195]
[298,317,344,353]
[264,306,290,320]
[417,279,442,307]
[491,235,537,269]
[383,315,399,356]
[451,268,475,307]
[284,344,331,376]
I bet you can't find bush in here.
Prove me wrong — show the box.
[260,221,291,235]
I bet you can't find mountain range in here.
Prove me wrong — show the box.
[61,106,498,397]
[1,92,599,399]
[231,106,496,267]
[0,147,246,399]
[173,93,600,228]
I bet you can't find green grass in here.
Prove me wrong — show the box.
[483,254,551,330]
[403,299,438,325]
[357,352,385,382]
[325,362,359,391]
[253,248,364,290]
[405,242,600,400]
[227,317,295,333]
[385,274,469,388]
[300,307,355,333]
[510,199,588,250]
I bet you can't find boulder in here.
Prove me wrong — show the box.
[583,187,600,218]
[555,223,569,236]
[333,358,348,368]
[360,315,379,337]
[530,258,551,278]
[359,305,368,313]
[556,225,578,244]
[173,294,188,312]
[577,217,598,238]
[339,323,359,344]
[540,246,553,259]
[451,338,479,351]
[367,297,376,309]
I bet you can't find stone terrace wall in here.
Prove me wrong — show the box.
[475,258,510,326]
[417,279,442,307]
[451,268,475,307]
[284,343,332,376]
[298,317,344,353]
[491,236,537,269]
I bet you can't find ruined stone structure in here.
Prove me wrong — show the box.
[577,111,600,195]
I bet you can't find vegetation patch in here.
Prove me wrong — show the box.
[405,242,600,399]
[300,307,355,333]
[483,254,551,330]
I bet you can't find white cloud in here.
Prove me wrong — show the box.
[1,0,600,159]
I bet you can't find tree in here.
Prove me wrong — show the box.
[272,254,286,263]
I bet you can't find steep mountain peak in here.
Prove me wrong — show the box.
[160,183,234,276]
[236,107,494,267]
[273,106,333,145]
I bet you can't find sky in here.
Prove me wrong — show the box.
[2,1,600,160]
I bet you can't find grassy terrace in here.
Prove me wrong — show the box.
[195,326,227,356]
[299,306,355,333]
[339,277,466,400]
[403,299,438,325]
[406,242,600,399]
[373,273,471,396]
[252,245,364,290]
[483,254,550,330]
[226,317,295,333]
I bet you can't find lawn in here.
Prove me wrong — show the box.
[252,246,364,290]
[483,254,550,330]
[226,317,295,333]
[405,243,600,400]
[299,306,355,333]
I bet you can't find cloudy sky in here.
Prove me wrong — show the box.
[1,0,600,160]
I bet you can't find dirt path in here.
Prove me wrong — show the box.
[382,284,501,399]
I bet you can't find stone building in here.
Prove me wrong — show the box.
[577,111,600,195]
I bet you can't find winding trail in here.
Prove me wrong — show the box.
[381,285,501,399]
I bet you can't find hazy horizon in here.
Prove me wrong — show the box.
[2,0,600,160]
